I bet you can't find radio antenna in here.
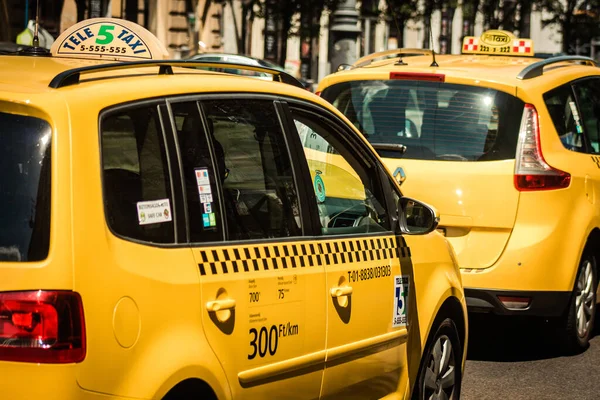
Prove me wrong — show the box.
[32,0,40,47]
[18,0,50,56]
[429,16,438,67]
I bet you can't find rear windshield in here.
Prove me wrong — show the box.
[322,80,525,161]
[0,112,51,261]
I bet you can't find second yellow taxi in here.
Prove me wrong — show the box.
[318,29,600,353]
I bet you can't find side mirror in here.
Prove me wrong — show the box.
[398,197,439,235]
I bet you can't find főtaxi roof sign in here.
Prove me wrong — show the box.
[50,18,169,61]
[462,30,534,57]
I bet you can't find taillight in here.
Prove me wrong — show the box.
[0,291,85,363]
[315,91,321,97]
[514,104,571,191]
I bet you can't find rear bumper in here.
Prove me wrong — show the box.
[465,288,571,317]
[0,362,145,400]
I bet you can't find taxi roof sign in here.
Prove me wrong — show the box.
[50,18,169,61]
[462,30,534,57]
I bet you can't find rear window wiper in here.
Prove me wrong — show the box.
[369,143,407,154]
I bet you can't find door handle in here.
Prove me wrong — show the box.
[206,298,236,312]
[330,286,353,298]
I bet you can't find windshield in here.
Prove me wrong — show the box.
[322,80,524,161]
[0,112,51,261]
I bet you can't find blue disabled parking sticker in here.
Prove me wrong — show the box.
[393,275,409,327]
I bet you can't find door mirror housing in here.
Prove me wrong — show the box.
[398,197,439,235]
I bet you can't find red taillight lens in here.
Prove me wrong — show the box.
[390,72,445,82]
[315,91,322,97]
[514,174,571,191]
[0,291,85,363]
[514,104,571,191]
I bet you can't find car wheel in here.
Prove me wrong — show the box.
[560,251,597,354]
[413,318,462,400]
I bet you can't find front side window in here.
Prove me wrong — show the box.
[202,99,302,240]
[101,104,175,243]
[322,80,524,161]
[544,84,586,153]
[291,109,390,235]
[0,112,51,261]
[572,79,600,153]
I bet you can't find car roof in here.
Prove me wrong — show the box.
[0,54,305,97]
[318,54,600,94]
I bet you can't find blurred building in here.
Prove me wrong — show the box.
[2,0,564,82]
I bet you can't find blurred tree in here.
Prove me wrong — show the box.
[461,0,481,37]
[439,0,458,53]
[262,0,339,67]
[385,0,420,48]
[421,0,439,49]
[240,0,260,54]
[539,0,600,54]
[518,0,533,37]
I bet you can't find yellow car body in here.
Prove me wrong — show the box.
[318,30,600,351]
[0,18,466,400]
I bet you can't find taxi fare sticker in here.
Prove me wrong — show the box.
[393,275,409,327]
[462,30,534,57]
[50,18,168,60]
[247,275,304,362]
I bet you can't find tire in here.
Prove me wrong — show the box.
[560,251,597,354]
[413,318,462,400]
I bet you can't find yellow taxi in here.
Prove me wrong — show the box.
[0,18,466,400]
[318,30,600,353]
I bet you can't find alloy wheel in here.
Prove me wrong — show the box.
[576,260,596,338]
[422,334,456,400]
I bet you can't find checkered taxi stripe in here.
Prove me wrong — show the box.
[198,236,410,276]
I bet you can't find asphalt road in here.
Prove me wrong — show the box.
[461,312,600,400]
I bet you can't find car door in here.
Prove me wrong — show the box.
[282,102,412,399]
[167,98,326,399]
[571,77,600,207]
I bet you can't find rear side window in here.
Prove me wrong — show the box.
[322,80,524,161]
[544,85,586,153]
[101,104,175,243]
[573,78,600,153]
[0,112,51,261]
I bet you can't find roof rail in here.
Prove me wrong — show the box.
[48,60,305,89]
[353,48,434,68]
[517,56,598,80]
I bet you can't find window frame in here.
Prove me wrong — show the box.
[99,94,400,247]
[543,81,592,154]
[166,93,314,246]
[280,98,399,238]
[98,99,183,247]
[569,76,600,155]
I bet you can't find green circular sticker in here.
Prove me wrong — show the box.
[314,174,326,203]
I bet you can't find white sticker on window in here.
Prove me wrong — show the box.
[198,184,212,195]
[393,275,409,327]
[199,193,214,204]
[195,168,210,186]
[136,199,172,225]
[204,203,212,213]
